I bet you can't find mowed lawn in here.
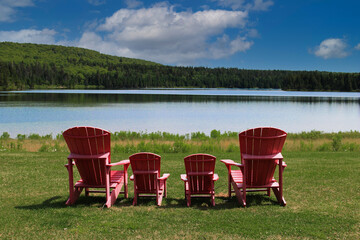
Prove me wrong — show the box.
[0,151,359,239]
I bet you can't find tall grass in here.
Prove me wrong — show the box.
[1,130,360,153]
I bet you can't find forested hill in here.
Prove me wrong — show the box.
[0,42,359,91]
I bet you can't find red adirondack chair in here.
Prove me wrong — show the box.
[63,126,129,208]
[129,152,170,206]
[221,127,287,207]
[181,154,219,207]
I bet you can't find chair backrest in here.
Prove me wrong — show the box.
[63,126,111,186]
[129,152,161,193]
[184,154,216,194]
[239,127,287,186]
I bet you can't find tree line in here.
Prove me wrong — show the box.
[0,42,359,91]
[1,60,359,91]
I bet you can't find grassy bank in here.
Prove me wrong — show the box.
[1,130,360,153]
[0,150,359,239]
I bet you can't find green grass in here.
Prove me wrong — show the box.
[0,150,359,239]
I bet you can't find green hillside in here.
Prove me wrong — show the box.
[0,42,359,91]
[0,42,159,87]
[0,42,159,66]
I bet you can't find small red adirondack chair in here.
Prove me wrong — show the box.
[63,126,129,208]
[181,154,219,207]
[129,152,170,206]
[221,127,287,207]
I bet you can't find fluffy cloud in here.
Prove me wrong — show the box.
[0,4,256,65]
[215,0,273,11]
[355,43,360,50]
[125,0,143,9]
[314,38,349,59]
[79,5,252,64]
[0,0,34,22]
[252,0,274,11]
[0,29,57,44]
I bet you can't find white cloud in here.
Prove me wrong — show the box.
[125,0,143,9]
[0,0,34,22]
[252,0,273,11]
[87,0,106,6]
[0,29,57,44]
[215,0,273,11]
[0,4,257,65]
[314,38,349,59]
[80,5,252,64]
[355,43,360,50]
[247,28,260,38]
[209,35,253,59]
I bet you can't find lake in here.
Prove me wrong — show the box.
[0,89,359,137]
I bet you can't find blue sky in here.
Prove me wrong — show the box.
[0,0,359,72]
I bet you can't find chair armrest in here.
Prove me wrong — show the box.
[187,171,214,176]
[180,174,187,182]
[221,159,243,168]
[67,152,110,160]
[158,173,170,180]
[221,159,236,165]
[213,173,219,181]
[133,170,158,175]
[107,159,130,167]
[242,153,283,160]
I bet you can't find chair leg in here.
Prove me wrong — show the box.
[157,191,164,206]
[66,187,83,205]
[132,178,137,206]
[232,182,246,207]
[267,188,271,197]
[124,175,128,199]
[164,180,167,198]
[156,181,160,206]
[184,182,187,199]
[105,182,124,208]
[133,191,138,206]
[272,188,286,206]
[228,175,232,198]
[124,166,129,199]
[187,193,191,207]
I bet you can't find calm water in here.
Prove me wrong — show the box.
[0,89,359,137]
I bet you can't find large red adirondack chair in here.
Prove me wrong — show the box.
[221,127,287,207]
[129,152,170,206]
[63,126,129,208]
[181,154,219,207]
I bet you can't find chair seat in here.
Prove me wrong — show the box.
[230,170,276,185]
[181,174,219,194]
[236,182,280,189]
[75,170,125,188]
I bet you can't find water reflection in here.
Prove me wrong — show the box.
[1,91,359,106]
[0,89,359,136]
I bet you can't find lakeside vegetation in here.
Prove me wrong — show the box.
[1,42,359,92]
[1,137,359,238]
[1,130,360,153]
